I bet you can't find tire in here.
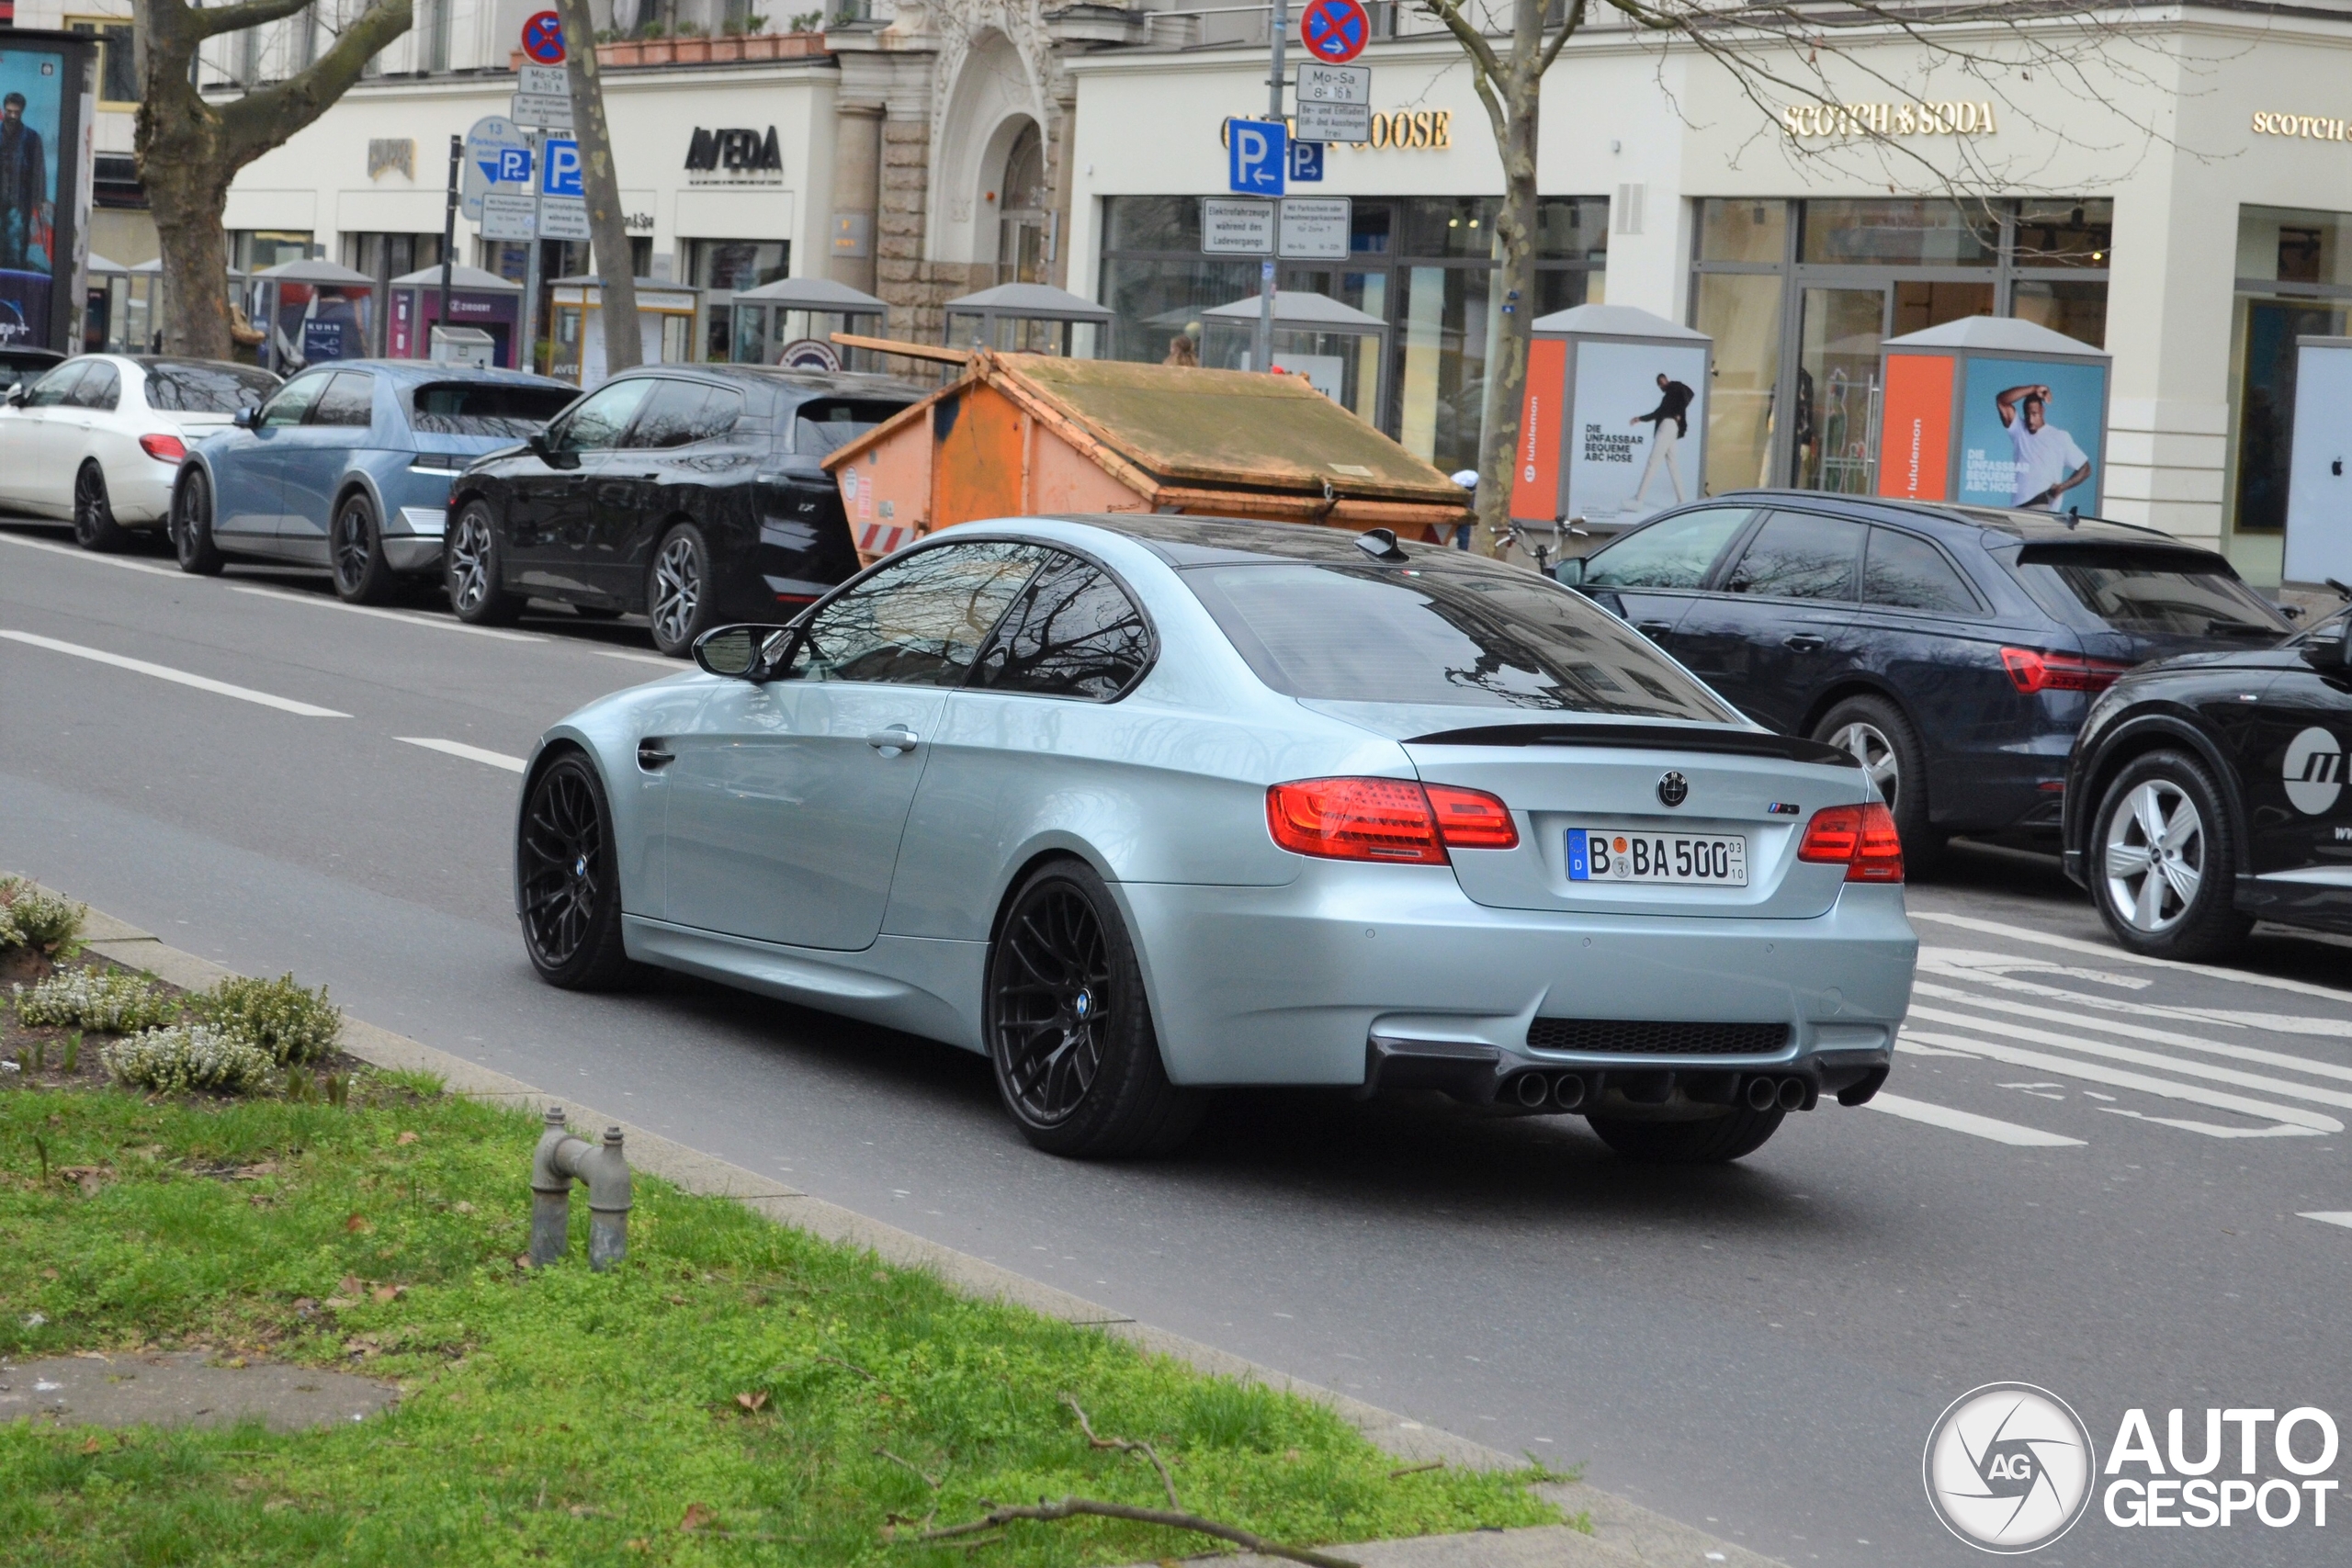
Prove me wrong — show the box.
[1587,1106,1784,1164]
[985,859,1206,1158]
[516,750,639,990]
[330,491,396,604]
[170,468,224,576]
[72,462,136,552]
[2089,750,2251,960]
[646,522,718,658]
[1812,694,1942,868]
[446,499,521,626]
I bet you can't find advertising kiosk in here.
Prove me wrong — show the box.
[1509,303,1711,545]
[387,264,523,367]
[0,30,97,356]
[547,276,702,389]
[250,258,376,376]
[1197,289,1386,426]
[1875,316,2110,515]
[943,282,1111,357]
[727,276,888,370]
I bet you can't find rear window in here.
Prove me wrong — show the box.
[141,360,277,413]
[409,381,577,436]
[1184,560,1740,722]
[793,398,906,457]
[2010,545,2289,637]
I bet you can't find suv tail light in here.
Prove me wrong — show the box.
[2001,646,2132,694]
[139,433,187,464]
[1266,777,1518,864]
[1797,802,1905,883]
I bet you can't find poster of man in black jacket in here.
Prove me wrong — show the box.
[0,89,50,275]
[1629,371,1694,507]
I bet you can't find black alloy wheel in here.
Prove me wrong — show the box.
[170,468,224,575]
[446,500,521,626]
[516,751,637,989]
[2090,750,2251,961]
[1812,693,1941,869]
[1586,1105,1785,1164]
[985,860,1204,1158]
[330,491,395,604]
[72,463,135,552]
[647,523,715,658]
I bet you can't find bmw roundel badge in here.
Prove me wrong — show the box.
[1657,772,1689,807]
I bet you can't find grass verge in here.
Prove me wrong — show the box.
[1,1080,1560,1565]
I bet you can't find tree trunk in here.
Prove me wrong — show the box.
[142,98,234,360]
[1472,0,1546,560]
[559,0,641,376]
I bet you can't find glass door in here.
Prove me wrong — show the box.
[1795,287,1887,493]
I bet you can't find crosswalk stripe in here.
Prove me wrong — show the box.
[2301,1213,2352,1229]
[1865,1092,2086,1146]
[1910,910,2352,1005]
[1911,984,2352,1087]
[1907,1006,2352,1112]
[1899,1028,2344,1134]
[1920,953,2352,1042]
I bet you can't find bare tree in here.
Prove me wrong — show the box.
[135,0,413,358]
[1411,1,2160,554]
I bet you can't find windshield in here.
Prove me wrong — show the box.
[2009,545,2290,638]
[1183,560,1741,722]
[793,398,906,457]
[409,381,577,436]
[141,360,278,413]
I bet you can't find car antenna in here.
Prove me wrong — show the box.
[2330,579,2352,603]
[1355,527,1409,563]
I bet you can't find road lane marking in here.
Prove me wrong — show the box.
[1899,1027,2344,1134]
[2099,1108,2324,1139]
[228,583,546,642]
[1865,1091,2086,1145]
[598,649,681,669]
[1911,910,2352,1004]
[0,527,182,576]
[396,737,527,773]
[1913,983,2352,1084]
[2301,1212,2352,1228]
[0,629,349,717]
[1923,951,2352,1040]
[1907,1004,2352,1110]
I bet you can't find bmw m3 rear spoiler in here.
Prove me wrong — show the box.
[1403,723,1861,769]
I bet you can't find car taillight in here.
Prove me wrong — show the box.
[1265,777,1517,863]
[139,434,187,463]
[2001,646,2131,694]
[1797,802,1905,883]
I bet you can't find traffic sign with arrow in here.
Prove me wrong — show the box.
[1300,0,1369,65]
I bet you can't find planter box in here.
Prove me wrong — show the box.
[511,32,829,70]
[673,38,712,62]
[639,39,676,64]
[708,37,744,61]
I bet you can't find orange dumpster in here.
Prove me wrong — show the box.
[821,345,1470,560]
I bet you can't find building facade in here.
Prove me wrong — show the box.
[17,1,2352,581]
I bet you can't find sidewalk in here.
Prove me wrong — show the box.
[62,886,1784,1568]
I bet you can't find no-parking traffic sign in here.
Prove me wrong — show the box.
[1300,0,1369,65]
[521,10,565,64]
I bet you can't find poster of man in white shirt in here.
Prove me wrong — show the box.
[1996,382,2092,510]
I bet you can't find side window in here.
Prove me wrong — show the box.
[971,553,1153,701]
[68,362,120,411]
[258,373,329,428]
[24,363,86,408]
[549,378,653,453]
[1862,527,1981,614]
[309,372,376,428]
[1724,511,1864,602]
[790,541,1046,687]
[624,379,713,449]
[691,387,744,442]
[1582,507,1752,590]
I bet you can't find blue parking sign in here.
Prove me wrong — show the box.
[1289,140,1324,182]
[541,139,583,198]
[1228,118,1286,196]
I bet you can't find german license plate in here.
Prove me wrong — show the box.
[1568,829,1747,886]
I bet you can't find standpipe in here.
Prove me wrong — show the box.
[529,1107,632,1270]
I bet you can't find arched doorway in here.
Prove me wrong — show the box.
[995,121,1049,287]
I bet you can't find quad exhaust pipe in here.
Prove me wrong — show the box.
[1506,1070,1807,1113]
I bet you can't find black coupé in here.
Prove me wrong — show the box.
[444,365,921,654]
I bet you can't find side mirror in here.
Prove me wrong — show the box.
[5,386,25,408]
[693,624,796,682]
[232,404,259,429]
[2301,623,2352,672]
[1555,556,1587,588]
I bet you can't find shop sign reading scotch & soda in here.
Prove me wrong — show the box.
[1781,100,1999,137]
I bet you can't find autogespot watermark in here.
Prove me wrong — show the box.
[1925,1385,2342,1551]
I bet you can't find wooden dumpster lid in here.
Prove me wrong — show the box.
[1001,356,1463,502]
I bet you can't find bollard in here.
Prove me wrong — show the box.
[528,1106,632,1270]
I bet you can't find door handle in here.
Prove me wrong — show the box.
[636,738,674,770]
[1784,634,1826,652]
[865,726,921,754]
[1636,620,1674,639]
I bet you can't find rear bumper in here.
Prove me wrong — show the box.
[110,461,177,525]
[1112,868,1917,1089]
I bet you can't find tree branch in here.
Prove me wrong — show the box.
[1063,1393,1181,1512]
[1414,0,1506,85]
[217,0,410,166]
[189,0,322,42]
[905,1497,1361,1568]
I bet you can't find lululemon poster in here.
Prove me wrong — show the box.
[1956,355,2107,513]
[1569,340,1708,525]
[0,44,64,350]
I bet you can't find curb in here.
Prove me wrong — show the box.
[46,884,1785,1568]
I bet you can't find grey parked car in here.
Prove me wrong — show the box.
[514,516,1919,1162]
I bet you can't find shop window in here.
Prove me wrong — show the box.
[1533,197,1609,263]
[1699,198,1787,265]
[1800,198,1996,267]
[1693,273,1781,494]
[1103,197,1202,254]
[2228,206,2352,552]
[2010,279,2106,349]
[2012,199,2111,268]
[687,240,789,293]
[232,231,314,271]
[67,18,140,108]
[1400,197,1501,260]
[1892,279,1994,336]
[1101,254,1260,364]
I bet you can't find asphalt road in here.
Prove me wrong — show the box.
[6,518,2350,1566]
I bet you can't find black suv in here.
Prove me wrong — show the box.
[2063,603,2352,958]
[1564,492,2292,861]
[445,365,922,655]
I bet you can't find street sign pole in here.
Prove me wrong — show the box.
[1257,0,1289,378]
[520,130,543,375]
[437,134,459,361]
